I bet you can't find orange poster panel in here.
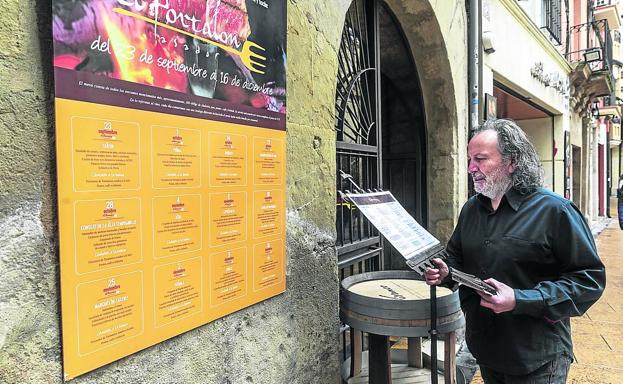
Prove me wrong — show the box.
[71,116,140,191]
[209,191,247,246]
[56,98,286,380]
[76,271,144,355]
[74,198,142,274]
[253,136,284,185]
[208,132,247,186]
[54,0,287,375]
[210,247,247,307]
[153,257,203,327]
[152,194,202,258]
[253,240,284,291]
[253,189,283,238]
[151,126,201,189]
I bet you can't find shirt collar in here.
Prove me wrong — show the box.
[476,187,525,212]
[504,187,524,211]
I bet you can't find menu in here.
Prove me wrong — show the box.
[345,191,440,259]
[53,0,287,379]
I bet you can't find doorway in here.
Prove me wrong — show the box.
[334,0,428,373]
[573,145,582,207]
[335,0,427,277]
[493,83,557,191]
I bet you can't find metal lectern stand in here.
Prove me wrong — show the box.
[339,170,440,384]
[430,285,438,384]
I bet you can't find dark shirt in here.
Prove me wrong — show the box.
[445,187,605,375]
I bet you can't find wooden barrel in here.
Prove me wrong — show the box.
[340,271,464,337]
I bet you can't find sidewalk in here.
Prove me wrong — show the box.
[568,201,623,383]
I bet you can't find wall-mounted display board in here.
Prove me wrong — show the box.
[52,0,286,379]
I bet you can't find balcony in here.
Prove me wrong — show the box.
[600,95,621,124]
[599,94,622,146]
[594,0,621,30]
[565,19,614,112]
[611,122,621,146]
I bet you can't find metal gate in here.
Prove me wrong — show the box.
[335,0,383,281]
[335,0,430,376]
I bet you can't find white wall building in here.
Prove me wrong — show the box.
[481,0,621,222]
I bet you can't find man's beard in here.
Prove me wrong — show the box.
[473,166,513,200]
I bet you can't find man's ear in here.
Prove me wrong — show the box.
[507,160,515,174]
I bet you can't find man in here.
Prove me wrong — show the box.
[425,119,605,383]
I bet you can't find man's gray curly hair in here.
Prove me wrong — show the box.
[473,119,544,193]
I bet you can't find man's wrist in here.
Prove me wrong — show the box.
[440,270,459,291]
[512,289,545,317]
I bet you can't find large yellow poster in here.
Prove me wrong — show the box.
[53,1,287,379]
[57,100,286,379]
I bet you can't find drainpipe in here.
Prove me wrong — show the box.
[564,0,570,57]
[468,0,481,135]
[468,0,482,199]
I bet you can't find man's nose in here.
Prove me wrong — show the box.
[468,159,478,172]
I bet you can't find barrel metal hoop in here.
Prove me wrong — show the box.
[339,270,465,336]
[340,310,465,337]
[339,298,460,320]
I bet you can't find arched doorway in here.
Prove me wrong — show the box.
[335,0,427,278]
[333,0,467,376]
[334,0,429,375]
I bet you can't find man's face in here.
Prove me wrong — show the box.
[468,130,514,199]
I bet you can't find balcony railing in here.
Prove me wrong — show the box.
[565,19,613,73]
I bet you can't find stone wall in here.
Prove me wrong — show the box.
[0,1,60,381]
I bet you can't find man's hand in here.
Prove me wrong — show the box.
[477,278,516,313]
[424,258,449,286]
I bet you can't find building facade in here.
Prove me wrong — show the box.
[482,0,622,223]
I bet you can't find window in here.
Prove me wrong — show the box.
[595,0,612,7]
[542,0,562,45]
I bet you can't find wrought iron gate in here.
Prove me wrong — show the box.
[335,0,383,281]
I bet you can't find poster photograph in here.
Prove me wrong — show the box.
[52,0,286,124]
[53,0,286,379]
